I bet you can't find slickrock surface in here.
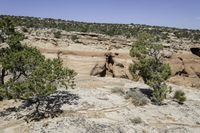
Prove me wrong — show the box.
[0,76,200,133]
[0,28,200,133]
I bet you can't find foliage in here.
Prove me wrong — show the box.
[130,117,142,124]
[54,31,61,38]
[0,16,76,120]
[22,27,28,32]
[129,33,171,105]
[124,88,149,106]
[1,15,200,41]
[71,35,78,41]
[173,90,186,104]
[111,87,149,106]
[111,87,125,95]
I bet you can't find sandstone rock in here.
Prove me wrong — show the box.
[90,52,129,78]
[167,52,200,88]
[90,64,106,77]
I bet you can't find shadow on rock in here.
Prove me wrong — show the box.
[0,91,79,122]
[139,88,153,99]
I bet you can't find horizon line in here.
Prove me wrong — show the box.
[1,14,200,31]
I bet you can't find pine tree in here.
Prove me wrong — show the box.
[129,32,171,105]
[0,17,76,120]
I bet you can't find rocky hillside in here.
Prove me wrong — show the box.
[0,16,200,133]
[1,15,200,50]
[16,27,200,88]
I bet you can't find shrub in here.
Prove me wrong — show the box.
[130,117,142,124]
[22,27,28,32]
[173,90,186,104]
[111,88,124,95]
[124,88,149,106]
[71,35,78,41]
[54,31,61,38]
[129,33,171,105]
[112,87,149,106]
[0,17,76,121]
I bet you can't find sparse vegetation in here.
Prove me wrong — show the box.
[0,15,200,42]
[112,87,149,106]
[129,33,171,105]
[173,90,186,104]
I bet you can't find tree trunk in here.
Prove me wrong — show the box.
[0,68,5,85]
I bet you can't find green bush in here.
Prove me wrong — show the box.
[173,90,186,104]
[54,31,61,38]
[71,35,78,42]
[129,33,171,105]
[22,27,28,32]
[1,15,200,41]
[0,17,76,120]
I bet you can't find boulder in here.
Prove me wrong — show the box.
[167,52,200,88]
[90,64,106,77]
[90,52,130,79]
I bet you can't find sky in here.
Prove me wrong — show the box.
[0,0,200,29]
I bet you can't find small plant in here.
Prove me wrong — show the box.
[111,88,124,95]
[71,35,78,41]
[22,27,28,32]
[124,88,149,106]
[173,90,186,104]
[112,87,149,106]
[130,117,142,124]
[54,31,61,38]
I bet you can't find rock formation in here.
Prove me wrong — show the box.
[90,52,129,79]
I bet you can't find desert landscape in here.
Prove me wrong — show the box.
[0,15,200,133]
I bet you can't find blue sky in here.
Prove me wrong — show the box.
[0,0,200,29]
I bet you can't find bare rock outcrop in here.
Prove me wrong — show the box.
[167,52,200,88]
[90,52,129,79]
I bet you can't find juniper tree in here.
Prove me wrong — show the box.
[129,32,171,105]
[0,16,76,120]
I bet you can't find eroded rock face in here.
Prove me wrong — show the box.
[90,52,129,79]
[17,27,200,88]
[167,52,200,88]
